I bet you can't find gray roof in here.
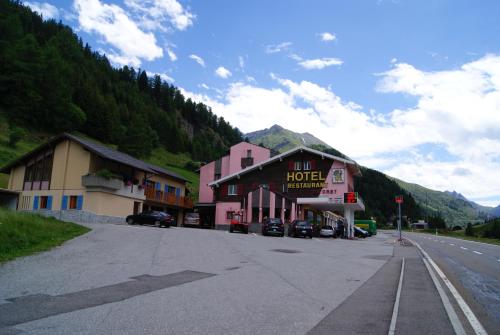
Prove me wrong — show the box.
[0,133,188,182]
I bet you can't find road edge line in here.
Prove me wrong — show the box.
[407,238,488,335]
[422,256,466,335]
[388,257,405,335]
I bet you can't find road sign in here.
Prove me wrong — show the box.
[344,192,358,204]
[395,195,404,204]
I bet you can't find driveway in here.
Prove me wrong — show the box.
[0,224,393,335]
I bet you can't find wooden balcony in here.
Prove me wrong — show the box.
[144,187,193,209]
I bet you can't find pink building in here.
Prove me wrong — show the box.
[196,143,364,238]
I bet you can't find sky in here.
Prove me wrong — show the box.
[24,0,500,207]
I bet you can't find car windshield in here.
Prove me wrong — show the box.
[322,226,333,230]
[295,221,310,227]
[186,213,199,218]
[267,219,281,224]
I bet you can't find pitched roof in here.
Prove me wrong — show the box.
[0,133,188,182]
[208,145,361,186]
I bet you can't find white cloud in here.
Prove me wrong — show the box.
[166,47,177,61]
[74,0,163,67]
[183,55,500,200]
[298,57,343,70]
[25,2,59,19]
[265,42,292,54]
[320,32,336,42]
[124,0,195,31]
[189,54,205,67]
[215,66,232,79]
[239,56,245,68]
[146,71,174,82]
[199,83,210,90]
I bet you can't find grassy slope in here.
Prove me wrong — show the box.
[247,126,330,152]
[415,222,500,246]
[0,208,91,262]
[392,177,486,227]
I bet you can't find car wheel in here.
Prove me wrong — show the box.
[229,227,234,233]
[127,218,134,225]
[244,228,249,234]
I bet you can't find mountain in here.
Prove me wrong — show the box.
[246,125,331,152]
[246,124,493,227]
[492,205,500,217]
[0,0,242,163]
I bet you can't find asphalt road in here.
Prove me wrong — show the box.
[0,224,393,335]
[404,231,500,334]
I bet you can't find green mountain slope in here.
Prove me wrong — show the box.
[246,125,331,152]
[392,178,490,227]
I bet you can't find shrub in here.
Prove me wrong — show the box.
[465,222,474,236]
[482,221,500,239]
[184,161,200,172]
[95,169,113,180]
[8,126,25,147]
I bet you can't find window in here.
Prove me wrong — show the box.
[69,196,78,209]
[226,211,235,219]
[38,196,52,209]
[20,196,31,210]
[294,161,302,171]
[228,184,238,195]
[214,173,221,180]
[247,149,252,158]
[303,161,311,171]
[23,151,53,190]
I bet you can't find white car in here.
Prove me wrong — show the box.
[319,225,335,237]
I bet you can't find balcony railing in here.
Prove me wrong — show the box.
[82,174,146,200]
[144,186,193,209]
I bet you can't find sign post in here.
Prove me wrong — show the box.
[395,195,403,241]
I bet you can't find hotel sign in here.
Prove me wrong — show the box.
[287,171,326,189]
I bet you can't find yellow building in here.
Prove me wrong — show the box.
[1,133,192,224]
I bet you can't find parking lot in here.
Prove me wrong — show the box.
[0,224,393,335]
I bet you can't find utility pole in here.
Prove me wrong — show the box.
[395,195,403,241]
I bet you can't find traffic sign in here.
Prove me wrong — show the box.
[395,195,404,204]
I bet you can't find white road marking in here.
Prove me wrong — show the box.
[408,238,488,335]
[450,243,455,246]
[251,233,257,237]
[422,257,466,335]
[433,239,438,242]
[460,246,468,250]
[388,258,405,335]
[473,251,483,255]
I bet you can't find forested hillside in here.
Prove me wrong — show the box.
[0,0,242,161]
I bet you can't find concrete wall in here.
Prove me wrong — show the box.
[85,191,136,217]
[228,142,270,175]
[215,202,241,227]
[220,155,230,178]
[8,165,25,191]
[199,161,215,203]
[319,160,353,200]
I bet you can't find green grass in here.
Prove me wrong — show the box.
[0,208,91,263]
[412,227,500,246]
[146,147,200,201]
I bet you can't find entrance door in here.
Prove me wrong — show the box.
[133,201,141,214]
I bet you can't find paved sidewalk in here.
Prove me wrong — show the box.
[308,240,456,335]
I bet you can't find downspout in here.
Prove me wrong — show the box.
[60,141,71,220]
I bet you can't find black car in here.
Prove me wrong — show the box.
[262,218,284,237]
[288,220,313,238]
[354,225,369,238]
[126,211,173,228]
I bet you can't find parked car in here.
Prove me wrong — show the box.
[262,218,284,237]
[319,225,335,238]
[354,225,369,238]
[288,220,313,238]
[184,212,200,227]
[126,211,173,228]
[229,213,248,234]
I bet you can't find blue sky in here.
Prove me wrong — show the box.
[24,0,500,207]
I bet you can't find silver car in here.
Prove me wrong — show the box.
[319,225,335,237]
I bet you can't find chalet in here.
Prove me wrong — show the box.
[0,133,192,224]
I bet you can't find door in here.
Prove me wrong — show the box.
[133,202,140,215]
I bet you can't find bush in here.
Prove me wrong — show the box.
[95,169,114,180]
[482,221,500,239]
[184,161,200,172]
[8,126,25,147]
[465,222,474,236]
